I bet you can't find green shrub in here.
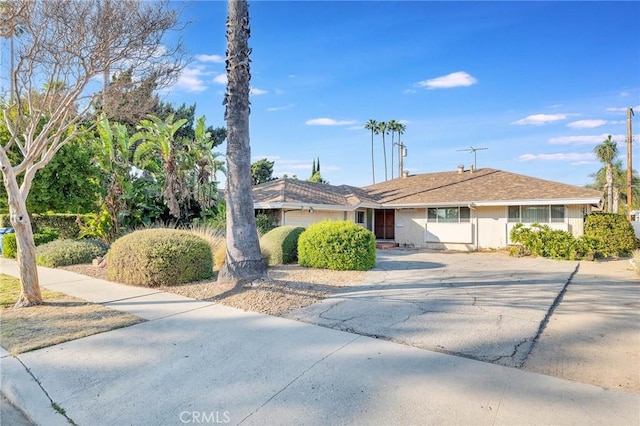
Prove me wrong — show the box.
[2,228,60,259]
[298,221,376,271]
[255,213,275,236]
[36,239,108,267]
[509,223,597,260]
[106,229,213,287]
[31,214,85,239]
[0,214,10,227]
[3,233,17,258]
[583,213,637,258]
[260,226,305,266]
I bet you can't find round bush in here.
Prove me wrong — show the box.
[260,226,305,266]
[584,213,637,257]
[107,229,213,287]
[298,221,376,271]
[36,239,108,267]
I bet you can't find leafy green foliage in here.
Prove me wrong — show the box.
[255,213,275,236]
[583,213,638,257]
[0,140,102,215]
[2,228,59,259]
[106,229,213,287]
[509,223,597,260]
[2,234,17,258]
[251,158,276,185]
[31,214,85,239]
[298,221,376,271]
[36,239,108,267]
[260,226,305,266]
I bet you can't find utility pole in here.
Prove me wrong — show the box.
[396,141,407,177]
[627,107,634,220]
[457,146,488,169]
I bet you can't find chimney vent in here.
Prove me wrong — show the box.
[402,170,409,178]
[470,164,475,173]
[457,165,465,174]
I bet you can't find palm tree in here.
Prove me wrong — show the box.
[218,0,266,285]
[377,121,388,181]
[387,120,399,179]
[131,113,188,218]
[364,119,377,184]
[588,160,640,214]
[593,135,618,213]
[396,122,406,177]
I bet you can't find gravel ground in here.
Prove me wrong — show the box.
[61,264,366,316]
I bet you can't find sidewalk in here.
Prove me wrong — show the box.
[1,258,639,426]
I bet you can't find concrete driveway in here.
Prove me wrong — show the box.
[285,250,579,368]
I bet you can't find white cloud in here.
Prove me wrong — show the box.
[567,119,607,129]
[267,104,294,112]
[417,71,477,89]
[549,133,626,145]
[606,105,640,113]
[305,118,357,126]
[213,74,227,85]
[250,87,267,95]
[173,67,209,93]
[195,54,224,63]
[517,153,594,162]
[511,113,571,126]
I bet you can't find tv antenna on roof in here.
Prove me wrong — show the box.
[456,146,488,169]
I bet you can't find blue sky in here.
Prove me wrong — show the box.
[35,1,640,188]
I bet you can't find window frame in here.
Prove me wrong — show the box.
[507,205,565,223]
[427,207,471,223]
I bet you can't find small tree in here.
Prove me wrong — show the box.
[0,0,184,306]
[251,158,276,185]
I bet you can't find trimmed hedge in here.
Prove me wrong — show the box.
[0,213,89,239]
[107,229,213,287]
[584,213,637,257]
[2,228,59,259]
[298,221,376,271]
[260,226,305,266]
[36,239,108,267]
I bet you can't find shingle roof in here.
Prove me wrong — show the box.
[252,169,602,208]
[362,168,602,205]
[252,178,378,207]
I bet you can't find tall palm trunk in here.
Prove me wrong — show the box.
[381,131,388,181]
[606,164,614,213]
[370,130,375,184]
[218,0,266,285]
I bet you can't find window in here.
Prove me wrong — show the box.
[427,207,471,223]
[508,206,520,222]
[551,205,565,222]
[355,211,365,224]
[507,205,565,223]
[522,205,549,223]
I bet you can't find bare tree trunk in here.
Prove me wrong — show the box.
[0,158,42,306]
[613,185,620,214]
[217,0,266,286]
[606,165,614,213]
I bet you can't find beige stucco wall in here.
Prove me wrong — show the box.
[281,210,345,228]
[394,209,427,247]
[392,204,591,251]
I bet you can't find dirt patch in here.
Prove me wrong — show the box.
[60,264,366,316]
[0,274,144,354]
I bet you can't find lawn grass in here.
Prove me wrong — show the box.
[0,274,145,354]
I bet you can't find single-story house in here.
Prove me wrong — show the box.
[252,167,603,251]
